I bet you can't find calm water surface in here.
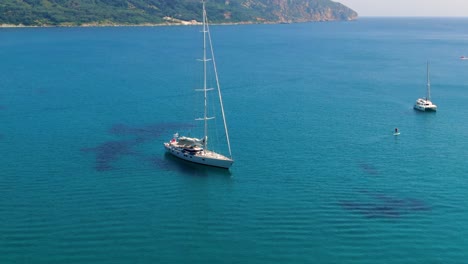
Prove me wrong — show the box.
[1,18,468,263]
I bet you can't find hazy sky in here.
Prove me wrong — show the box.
[337,0,468,17]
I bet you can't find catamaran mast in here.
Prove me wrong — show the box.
[426,61,431,101]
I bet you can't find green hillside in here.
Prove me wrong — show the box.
[0,0,358,26]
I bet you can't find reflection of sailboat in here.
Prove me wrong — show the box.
[414,62,437,112]
[163,1,233,169]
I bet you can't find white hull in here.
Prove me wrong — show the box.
[164,143,233,169]
[414,98,437,112]
[414,105,437,111]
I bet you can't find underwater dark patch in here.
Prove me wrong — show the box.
[82,122,193,171]
[81,139,138,171]
[340,201,401,218]
[340,190,430,219]
[358,162,379,175]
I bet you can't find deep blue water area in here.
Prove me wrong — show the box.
[1,18,468,263]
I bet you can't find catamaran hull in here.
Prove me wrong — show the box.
[414,105,437,112]
[164,143,233,169]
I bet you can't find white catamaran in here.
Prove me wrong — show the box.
[164,0,233,169]
[414,62,437,112]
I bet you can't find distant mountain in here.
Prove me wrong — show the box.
[0,0,358,26]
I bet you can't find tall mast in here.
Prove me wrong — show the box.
[202,0,209,149]
[199,0,233,159]
[205,15,232,158]
[426,61,431,100]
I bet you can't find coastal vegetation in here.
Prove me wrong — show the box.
[0,0,357,27]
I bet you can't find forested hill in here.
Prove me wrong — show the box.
[0,0,358,27]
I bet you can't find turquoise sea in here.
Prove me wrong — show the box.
[1,18,468,263]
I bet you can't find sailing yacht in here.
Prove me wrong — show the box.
[414,62,437,112]
[164,1,233,169]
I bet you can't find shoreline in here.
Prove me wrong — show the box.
[0,18,357,29]
[0,22,201,28]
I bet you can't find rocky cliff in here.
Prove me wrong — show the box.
[236,0,358,23]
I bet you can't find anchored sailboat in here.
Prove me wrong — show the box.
[414,62,437,112]
[164,0,233,169]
